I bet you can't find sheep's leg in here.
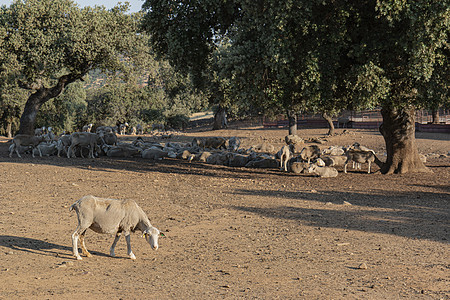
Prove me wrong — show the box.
[79,231,92,257]
[110,232,121,257]
[72,228,83,260]
[125,233,136,260]
[67,145,73,158]
[367,161,371,174]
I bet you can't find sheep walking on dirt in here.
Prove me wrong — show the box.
[70,195,163,260]
[9,134,45,158]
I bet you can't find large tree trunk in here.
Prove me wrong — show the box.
[379,106,430,174]
[6,121,12,138]
[18,91,46,135]
[287,110,297,135]
[431,109,440,124]
[213,105,227,130]
[322,112,335,136]
[18,73,83,135]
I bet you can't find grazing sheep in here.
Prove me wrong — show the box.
[299,145,321,163]
[82,123,93,133]
[67,132,100,158]
[344,149,376,173]
[9,134,45,158]
[56,135,72,157]
[70,195,163,260]
[129,126,137,135]
[308,164,339,178]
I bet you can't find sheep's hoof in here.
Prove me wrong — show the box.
[129,253,136,260]
[76,256,83,260]
[85,253,93,258]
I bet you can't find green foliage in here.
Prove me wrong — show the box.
[166,114,189,130]
[36,82,87,133]
[142,0,449,121]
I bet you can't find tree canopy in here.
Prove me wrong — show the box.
[0,0,149,134]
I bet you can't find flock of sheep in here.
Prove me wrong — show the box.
[8,125,379,178]
[6,125,381,260]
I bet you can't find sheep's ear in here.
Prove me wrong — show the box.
[160,232,165,237]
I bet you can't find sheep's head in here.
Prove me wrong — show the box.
[144,227,164,250]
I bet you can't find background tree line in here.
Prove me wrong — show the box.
[0,0,209,138]
[0,0,448,175]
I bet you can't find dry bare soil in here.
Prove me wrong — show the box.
[0,125,449,299]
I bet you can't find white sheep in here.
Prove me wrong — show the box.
[67,132,100,158]
[9,134,45,158]
[299,145,321,163]
[344,149,376,173]
[32,141,57,157]
[279,144,293,171]
[308,164,339,178]
[70,195,163,260]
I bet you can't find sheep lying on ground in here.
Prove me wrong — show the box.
[344,149,376,173]
[9,134,45,158]
[308,164,339,178]
[299,145,321,163]
[228,136,241,151]
[70,195,163,260]
[33,142,57,157]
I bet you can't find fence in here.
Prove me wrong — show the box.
[263,109,450,133]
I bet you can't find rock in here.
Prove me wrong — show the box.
[358,263,368,270]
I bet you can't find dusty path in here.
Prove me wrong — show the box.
[0,126,449,299]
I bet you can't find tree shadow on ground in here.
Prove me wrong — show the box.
[0,235,109,259]
[231,188,450,243]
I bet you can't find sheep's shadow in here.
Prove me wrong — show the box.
[0,235,109,259]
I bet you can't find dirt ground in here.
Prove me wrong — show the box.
[0,124,449,299]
